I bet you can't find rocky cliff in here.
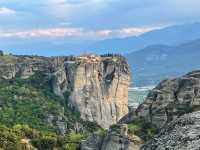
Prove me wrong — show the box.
[0,54,131,129]
[64,55,130,129]
[133,70,200,128]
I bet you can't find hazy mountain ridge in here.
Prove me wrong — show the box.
[127,39,200,86]
[88,22,200,54]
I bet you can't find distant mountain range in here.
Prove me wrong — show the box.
[88,22,200,54]
[126,39,200,86]
[2,22,200,55]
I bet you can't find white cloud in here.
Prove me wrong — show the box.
[0,26,156,39]
[118,27,155,37]
[0,7,16,15]
[48,0,91,5]
[0,27,83,38]
[45,0,106,19]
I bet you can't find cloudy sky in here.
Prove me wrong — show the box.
[0,0,200,41]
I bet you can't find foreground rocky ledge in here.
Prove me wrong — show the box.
[141,111,200,150]
[82,111,200,150]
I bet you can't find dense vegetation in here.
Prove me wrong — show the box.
[0,124,88,150]
[0,72,101,150]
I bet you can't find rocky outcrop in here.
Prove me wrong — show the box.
[81,124,142,150]
[141,111,200,150]
[134,70,200,128]
[68,56,129,128]
[0,54,131,129]
[50,55,131,128]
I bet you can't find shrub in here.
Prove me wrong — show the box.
[13,124,39,139]
[0,126,21,150]
[31,135,57,150]
[66,132,85,143]
[128,118,157,141]
[62,143,77,150]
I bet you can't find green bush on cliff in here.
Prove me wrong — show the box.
[12,124,39,139]
[128,118,157,141]
[31,135,57,150]
[60,132,86,150]
[66,132,86,143]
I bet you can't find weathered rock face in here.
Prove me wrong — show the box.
[135,70,200,128]
[81,124,142,150]
[66,58,130,128]
[141,111,200,150]
[0,54,131,129]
